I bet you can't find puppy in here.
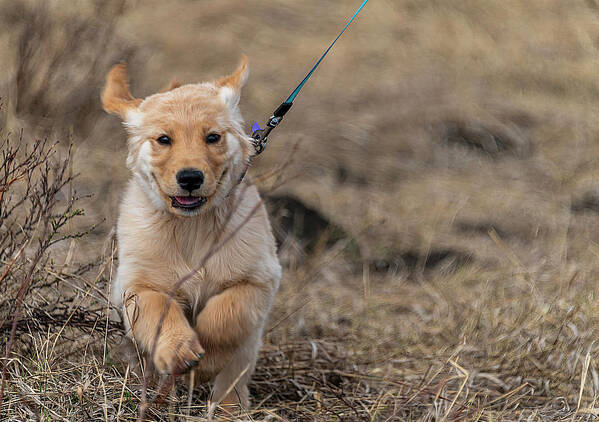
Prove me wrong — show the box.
[101,56,281,410]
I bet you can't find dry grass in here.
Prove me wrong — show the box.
[4,0,599,420]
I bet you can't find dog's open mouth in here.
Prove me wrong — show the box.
[171,196,208,210]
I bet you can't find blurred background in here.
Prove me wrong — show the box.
[4,0,599,419]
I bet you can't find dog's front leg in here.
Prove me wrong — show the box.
[194,281,272,408]
[124,286,205,375]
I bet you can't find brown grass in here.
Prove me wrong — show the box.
[4,0,599,420]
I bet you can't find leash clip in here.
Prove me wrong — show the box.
[251,102,292,155]
[250,115,277,155]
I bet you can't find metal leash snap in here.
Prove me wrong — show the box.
[250,117,277,155]
[251,102,293,155]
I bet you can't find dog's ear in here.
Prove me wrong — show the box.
[101,64,141,119]
[216,55,249,108]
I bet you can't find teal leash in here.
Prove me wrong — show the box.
[250,0,370,155]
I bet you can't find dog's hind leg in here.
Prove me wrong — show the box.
[194,281,273,410]
[211,337,260,410]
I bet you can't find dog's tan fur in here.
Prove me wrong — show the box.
[101,57,281,410]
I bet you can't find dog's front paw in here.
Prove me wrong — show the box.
[153,329,205,375]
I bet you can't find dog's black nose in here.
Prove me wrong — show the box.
[176,169,204,192]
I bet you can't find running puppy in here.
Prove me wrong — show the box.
[101,56,281,410]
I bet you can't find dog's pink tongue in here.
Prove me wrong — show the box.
[175,196,199,205]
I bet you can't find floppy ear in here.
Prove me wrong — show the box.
[216,55,249,108]
[101,64,141,119]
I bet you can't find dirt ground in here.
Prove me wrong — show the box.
[4,0,599,420]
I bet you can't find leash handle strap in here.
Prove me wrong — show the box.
[251,0,369,155]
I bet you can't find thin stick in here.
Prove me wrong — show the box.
[186,369,195,420]
[439,359,469,422]
[116,364,130,421]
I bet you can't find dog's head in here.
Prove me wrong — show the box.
[101,57,253,217]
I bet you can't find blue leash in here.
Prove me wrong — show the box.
[251,0,370,155]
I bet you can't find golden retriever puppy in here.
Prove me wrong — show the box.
[101,56,281,410]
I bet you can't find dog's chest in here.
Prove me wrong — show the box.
[168,221,252,298]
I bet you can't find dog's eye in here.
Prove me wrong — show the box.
[157,135,172,145]
[205,133,221,144]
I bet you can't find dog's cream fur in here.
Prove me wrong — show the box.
[101,57,281,409]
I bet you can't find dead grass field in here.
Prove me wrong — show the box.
[4,0,599,420]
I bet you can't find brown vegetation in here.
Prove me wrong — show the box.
[3,0,599,420]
